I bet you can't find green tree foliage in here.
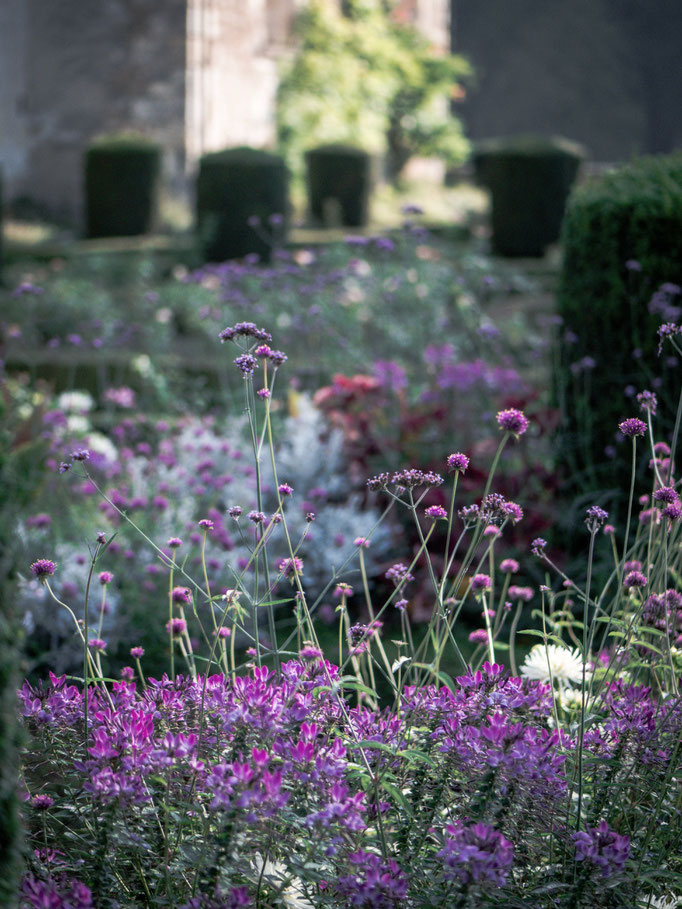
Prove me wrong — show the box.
[276,0,471,182]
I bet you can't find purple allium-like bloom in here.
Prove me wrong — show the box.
[483,524,500,537]
[391,468,444,489]
[637,389,658,415]
[624,570,647,590]
[603,524,616,535]
[278,483,293,496]
[228,506,243,519]
[120,666,134,681]
[394,598,408,611]
[447,452,470,473]
[657,321,681,354]
[88,638,106,651]
[573,821,630,877]
[333,583,353,598]
[248,510,266,524]
[31,794,55,810]
[366,473,390,491]
[531,537,547,556]
[268,349,288,367]
[168,537,182,548]
[219,322,272,344]
[496,408,529,436]
[354,536,370,548]
[619,417,647,438]
[662,502,682,521]
[299,644,322,660]
[214,627,231,639]
[624,559,642,573]
[98,571,113,586]
[500,558,519,574]
[508,585,534,602]
[385,563,414,586]
[459,504,480,524]
[30,559,56,580]
[172,587,192,605]
[277,557,303,578]
[585,505,609,532]
[71,449,90,461]
[198,518,214,531]
[348,621,382,655]
[130,646,145,658]
[254,344,273,358]
[26,513,52,529]
[471,573,492,593]
[166,618,187,635]
[437,821,514,886]
[502,500,524,523]
[653,486,679,504]
[425,504,448,519]
[256,387,271,399]
[469,629,490,644]
[233,354,258,376]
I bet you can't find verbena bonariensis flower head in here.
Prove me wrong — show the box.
[508,585,534,602]
[496,408,529,437]
[447,452,469,473]
[619,417,647,438]
[98,571,113,586]
[277,557,303,579]
[500,558,519,574]
[637,389,658,415]
[277,483,293,496]
[166,618,187,635]
[391,468,444,490]
[531,537,547,556]
[585,505,609,533]
[172,586,192,605]
[653,486,679,504]
[436,821,514,886]
[130,646,144,658]
[168,537,183,548]
[624,570,648,590]
[573,821,630,877]
[30,559,56,581]
[470,573,492,594]
[385,563,414,586]
[233,354,258,376]
[218,322,272,344]
[425,504,448,519]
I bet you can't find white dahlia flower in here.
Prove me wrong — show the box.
[520,643,584,686]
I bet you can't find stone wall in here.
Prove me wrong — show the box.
[452,0,682,161]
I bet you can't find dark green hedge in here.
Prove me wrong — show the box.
[556,153,682,495]
[85,134,161,239]
[474,135,585,257]
[196,147,289,263]
[305,144,371,227]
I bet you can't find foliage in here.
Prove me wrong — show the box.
[556,153,682,500]
[276,0,471,182]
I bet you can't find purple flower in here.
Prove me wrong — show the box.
[623,570,647,590]
[653,486,679,504]
[334,849,408,907]
[172,587,193,605]
[500,559,519,574]
[471,573,492,593]
[469,629,490,644]
[168,537,183,548]
[531,537,547,556]
[166,618,187,635]
[425,504,448,519]
[98,571,113,586]
[198,519,214,531]
[603,524,616,535]
[130,646,145,658]
[447,452,470,473]
[508,585,534,602]
[278,483,293,496]
[88,638,107,651]
[268,349,288,367]
[228,506,243,519]
[437,820,514,886]
[219,322,272,343]
[637,390,657,415]
[31,794,55,810]
[248,510,266,524]
[573,821,630,877]
[385,563,414,586]
[661,502,682,521]
[619,417,647,438]
[277,557,303,578]
[257,388,271,399]
[496,408,529,436]
[354,536,370,548]
[585,505,609,532]
[30,559,56,580]
[71,449,90,461]
[233,354,258,376]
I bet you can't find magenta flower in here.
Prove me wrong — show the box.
[166,618,187,635]
[88,638,107,651]
[653,486,679,504]
[198,518,214,531]
[623,570,647,590]
[508,585,534,602]
[278,483,294,496]
[425,504,448,519]
[30,559,57,581]
[167,537,183,548]
[573,821,630,877]
[171,586,193,605]
[619,417,647,438]
[130,646,145,659]
[354,536,370,548]
[496,408,529,436]
[277,557,303,578]
[531,538,547,556]
[446,452,470,473]
[469,629,490,644]
[98,571,113,585]
[471,573,492,593]
[500,559,519,574]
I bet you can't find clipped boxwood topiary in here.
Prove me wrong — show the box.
[196,147,289,263]
[555,153,682,496]
[85,134,161,238]
[474,135,585,257]
[305,144,372,227]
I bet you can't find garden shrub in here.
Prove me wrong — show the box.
[195,147,288,264]
[84,134,160,239]
[556,153,682,496]
[305,144,372,227]
[473,134,585,257]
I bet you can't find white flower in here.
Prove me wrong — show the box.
[57,390,94,413]
[520,643,583,686]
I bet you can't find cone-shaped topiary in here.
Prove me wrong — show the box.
[473,135,585,257]
[196,147,289,264]
[305,144,372,227]
[555,153,682,496]
[85,133,161,238]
